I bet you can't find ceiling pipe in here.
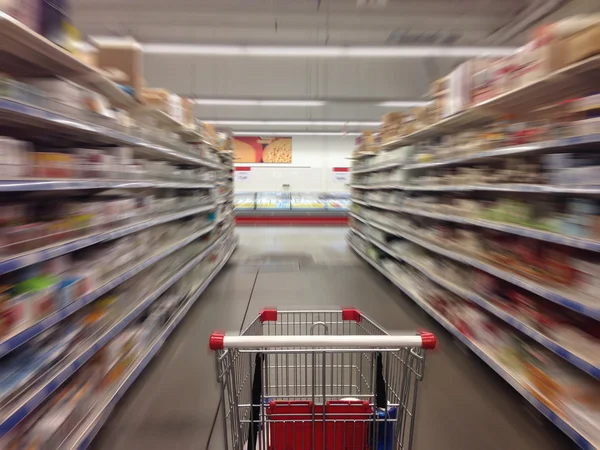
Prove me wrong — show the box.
[484,0,567,44]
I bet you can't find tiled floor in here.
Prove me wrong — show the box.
[92,227,573,450]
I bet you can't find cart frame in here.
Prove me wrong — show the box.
[210,307,436,450]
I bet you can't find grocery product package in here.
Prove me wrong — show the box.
[95,37,144,98]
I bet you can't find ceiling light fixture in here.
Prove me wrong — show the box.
[205,120,380,126]
[232,131,361,136]
[142,43,516,57]
[194,99,325,106]
[378,101,430,107]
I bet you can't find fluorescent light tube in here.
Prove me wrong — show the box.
[194,99,325,106]
[232,131,361,136]
[378,101,430,107]
[141,43,516,58]
[205,120,380,126]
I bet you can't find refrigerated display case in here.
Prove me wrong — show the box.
[256,192,292,210]
[324,193,351,211]
[234,192,257,210]
[234,192,349,225]
[291,192,326,210]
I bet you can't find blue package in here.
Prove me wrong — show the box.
[57,277,82,308]
[371,407,397,450]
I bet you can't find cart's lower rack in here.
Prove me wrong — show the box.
[0,227,232,437]
[0,203,216,276]
[349,212,600,321]
[353,198,600,252]
[61,236,238,450]
[347,237,598,450]
[348,227,600,379]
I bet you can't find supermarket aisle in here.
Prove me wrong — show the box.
[92,227,573,450]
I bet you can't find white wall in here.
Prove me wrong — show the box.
[234,135,354,193]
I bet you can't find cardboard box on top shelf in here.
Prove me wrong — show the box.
[140,88,183,122]
[381,112,405,125]
[380,112,405,143]
[563,23,600,67]
[410,106,427,130]
[512,38,566,90]
[140,88,170,111]
[168,93,183,123]
[182,98,196,128]
[200,122,217,145]
[74,42,98,68]
[444,62,470,118]
[524,15,600,82]
[96,38,144,99]
[470,58,502,105]
[360,131,378,152]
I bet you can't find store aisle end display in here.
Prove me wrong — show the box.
[350,15,600,450]
[234,192,350,225]
[0,13,237,449]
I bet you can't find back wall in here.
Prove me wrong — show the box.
[233,135,354,193]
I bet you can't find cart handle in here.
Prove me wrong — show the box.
[209,331,436,350]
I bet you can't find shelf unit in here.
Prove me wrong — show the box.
[0,16,237,449]
[349,53,600,450]
[347,237,596,449]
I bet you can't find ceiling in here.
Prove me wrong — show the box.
[71,0,572,133]
[72,0,528,46]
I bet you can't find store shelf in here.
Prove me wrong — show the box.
[379,56,600,151]
[404,184,600,194]
[347,238,597,450]
[349,183,403,190]
[0,203,216,276]
[61,236,237,450]
[147,110,219,148]
[364,220,600,320]
[349,212,369,225]
[351,198,369,207]
[0,14,237,445]
[352,199,403,213]
[0,222,216,360]
[0,13,137,110]
[404,134,600,170]
[476,184,600,194]
[350,152,378,159]
[349,228,396,256]
[0,179,214,192]
[352,160,403,174]
[358,198,600,252]
[350,213,402,238]
[352,227,600,379]
[0,98,222,169]
[399,206,600,252]
[0,228,229,437]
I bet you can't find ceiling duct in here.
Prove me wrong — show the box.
[357,0,389,8]
[386,30,462,46]
[485,0,567,44]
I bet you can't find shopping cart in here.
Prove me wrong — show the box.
[209,307,436,450]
